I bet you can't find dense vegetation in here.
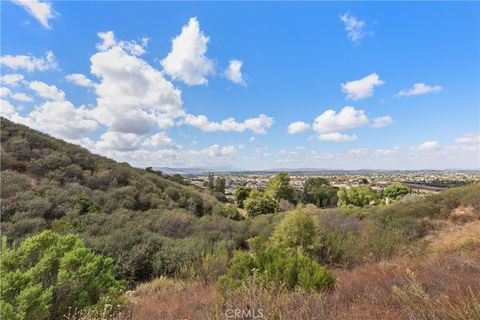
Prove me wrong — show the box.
[0,118,246,286]
[1,231,125,320]
[1,117,479,319]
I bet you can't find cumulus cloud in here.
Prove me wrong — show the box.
[96,31,148,56]
[0,87,11,98]
[12,0,57,29]
[11,92,33,102]
[65,73,96,88]
[455,133,480,146]
[1,74,25,86]
[411,140,440,152]
[142,132,179,149]
[183,113,274,134]
[3,30,270,168]
[202,144,236,158]
[341,73,385,100]
[346,148,369,156]
[0,51,58,72]
[161,17,214,85]
[96,131,142,151]
[371,116,393,128]
[395,83,443,97]
[374,147,400,156]
[287,121,310,134]
[1,99,17,117]
[340,12,369,44]
[96,31,117,51]
[29,80,65,101]
[27,101,98,139]
[225,59,245,85]
[313,106,368,134]
[318,132,358,142]
[89,33,183,135]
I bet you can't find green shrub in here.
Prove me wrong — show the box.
[337,186,379,207]
[244,190,279,216]
[270,208,316,250]
[0,231,126,319]
[218,247,334,294]
[384,183,410,200]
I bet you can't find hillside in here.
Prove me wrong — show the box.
[0,117,245,284]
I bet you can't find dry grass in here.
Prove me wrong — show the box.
[327,243,480,319]
[426,220,480,252]
[125,279,215,320]
[109,243,480,320]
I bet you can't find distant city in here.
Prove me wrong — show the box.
[154,167,480,196]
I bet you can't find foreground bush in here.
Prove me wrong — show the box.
[0,231,126,320]
[270,207,316,250]
[218,247,334,293]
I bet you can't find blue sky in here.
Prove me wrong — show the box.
[1,1,479,169]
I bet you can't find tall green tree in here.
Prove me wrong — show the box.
[234,186,252,208]
[207,172,215,190]
[214,177,226,194]
[302,177,338,208]
[266,172,295,203]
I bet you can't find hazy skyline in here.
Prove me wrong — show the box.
[1,1,479,169]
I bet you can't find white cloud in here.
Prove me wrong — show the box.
[313,106,368,134]
[411,140,439,152]
[455,133,480,146]
[287,121,310,134]
[29,81,65,101]
[0,87,11,98]
[318,132,358,142]
[1,74,25,86]
[89,33,183,135]
[201,144,236,158]
[96,131,141,151]
[0,51,58,72]
[96,31,117,51]
[395,83,443,97]
[341,73,385,100]
[346,148,369,156]
[249,136,256,142]
[27,101,98,139]
[142,132,179,149]
[10,92,33,102]
[161,17,214,85]
[96,31,148,56]
[1,99,17,117]
[374,147,400,156]
[340,12,369,44]
[225,59,245,85]
[65,73,96,88]
[183,113,274,134]
[371,116,393,128]
[12,0,57,29]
